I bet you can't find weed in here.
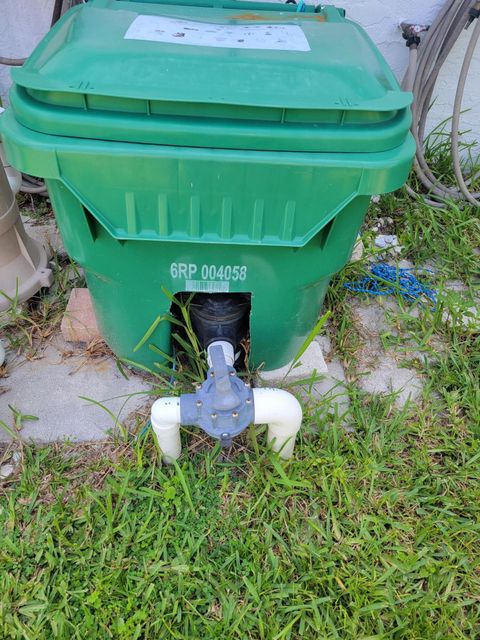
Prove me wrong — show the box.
[0,405,38,441]
[15,192,53,222]
[0,256,85,357]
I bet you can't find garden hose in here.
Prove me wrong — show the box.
[0,56,26,66]
[19,174,48,197]
[403,0,480,207]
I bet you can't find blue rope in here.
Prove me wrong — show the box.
[343,262,436,309]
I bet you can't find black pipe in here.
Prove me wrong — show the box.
[189,294,251,352]
[51,0,64,26]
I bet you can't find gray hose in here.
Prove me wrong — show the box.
[20,174,48,196]
[402,46,418,93]
[20,181,48,195]
[0,56,26,66]
[451,13,480,205]
[404,0,480,206]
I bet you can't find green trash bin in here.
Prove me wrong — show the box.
[0,0,414,371]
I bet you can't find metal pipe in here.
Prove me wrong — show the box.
[0,56,25,66]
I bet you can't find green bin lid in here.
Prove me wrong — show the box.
[10,0,412,153]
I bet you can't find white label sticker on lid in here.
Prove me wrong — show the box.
[124,15,310,51]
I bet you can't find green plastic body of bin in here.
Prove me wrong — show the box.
[0,0,414,370]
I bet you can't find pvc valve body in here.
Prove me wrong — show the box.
[180,344,254,447]
[151,345,303,463]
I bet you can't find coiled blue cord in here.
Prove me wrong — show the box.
[344,262,437,309]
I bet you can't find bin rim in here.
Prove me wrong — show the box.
[0,109,416,249]
[9,1,412,153]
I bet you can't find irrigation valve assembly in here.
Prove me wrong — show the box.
[151,294,302,463]
[151,294,303,463]
[151,342,303,463]
[1,1,416,455]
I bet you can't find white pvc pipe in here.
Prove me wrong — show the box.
[207,340,235,367]
[150,385,303,462]
[150,397,182,464]
[253,388,303,459]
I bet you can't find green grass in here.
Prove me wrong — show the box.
[1,158,479,638]
[373,191,480,281]
[1,399,479,639]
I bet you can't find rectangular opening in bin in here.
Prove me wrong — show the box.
[171,292,252,369]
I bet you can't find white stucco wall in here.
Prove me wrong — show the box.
[339,0,480,146]
[0,0,479,143]
[0,0,54,107]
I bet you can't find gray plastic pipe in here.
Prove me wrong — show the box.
[151,387,302,464]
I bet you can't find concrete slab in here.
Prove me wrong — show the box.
[351,297,396,340]
[23,216,64,256]
[444,279,468,292]
[357,355,424,407]
[442,304,480,332]
[358,354,423,408]
[349,236,364,263]
[350,298,425,408]
[315,334,332,357]
[0,333,153,443]
[258,341,328,385]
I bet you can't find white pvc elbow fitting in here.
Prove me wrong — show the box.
[252,388,303,459]
[150,396,182,464]
[207,341,235,367]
